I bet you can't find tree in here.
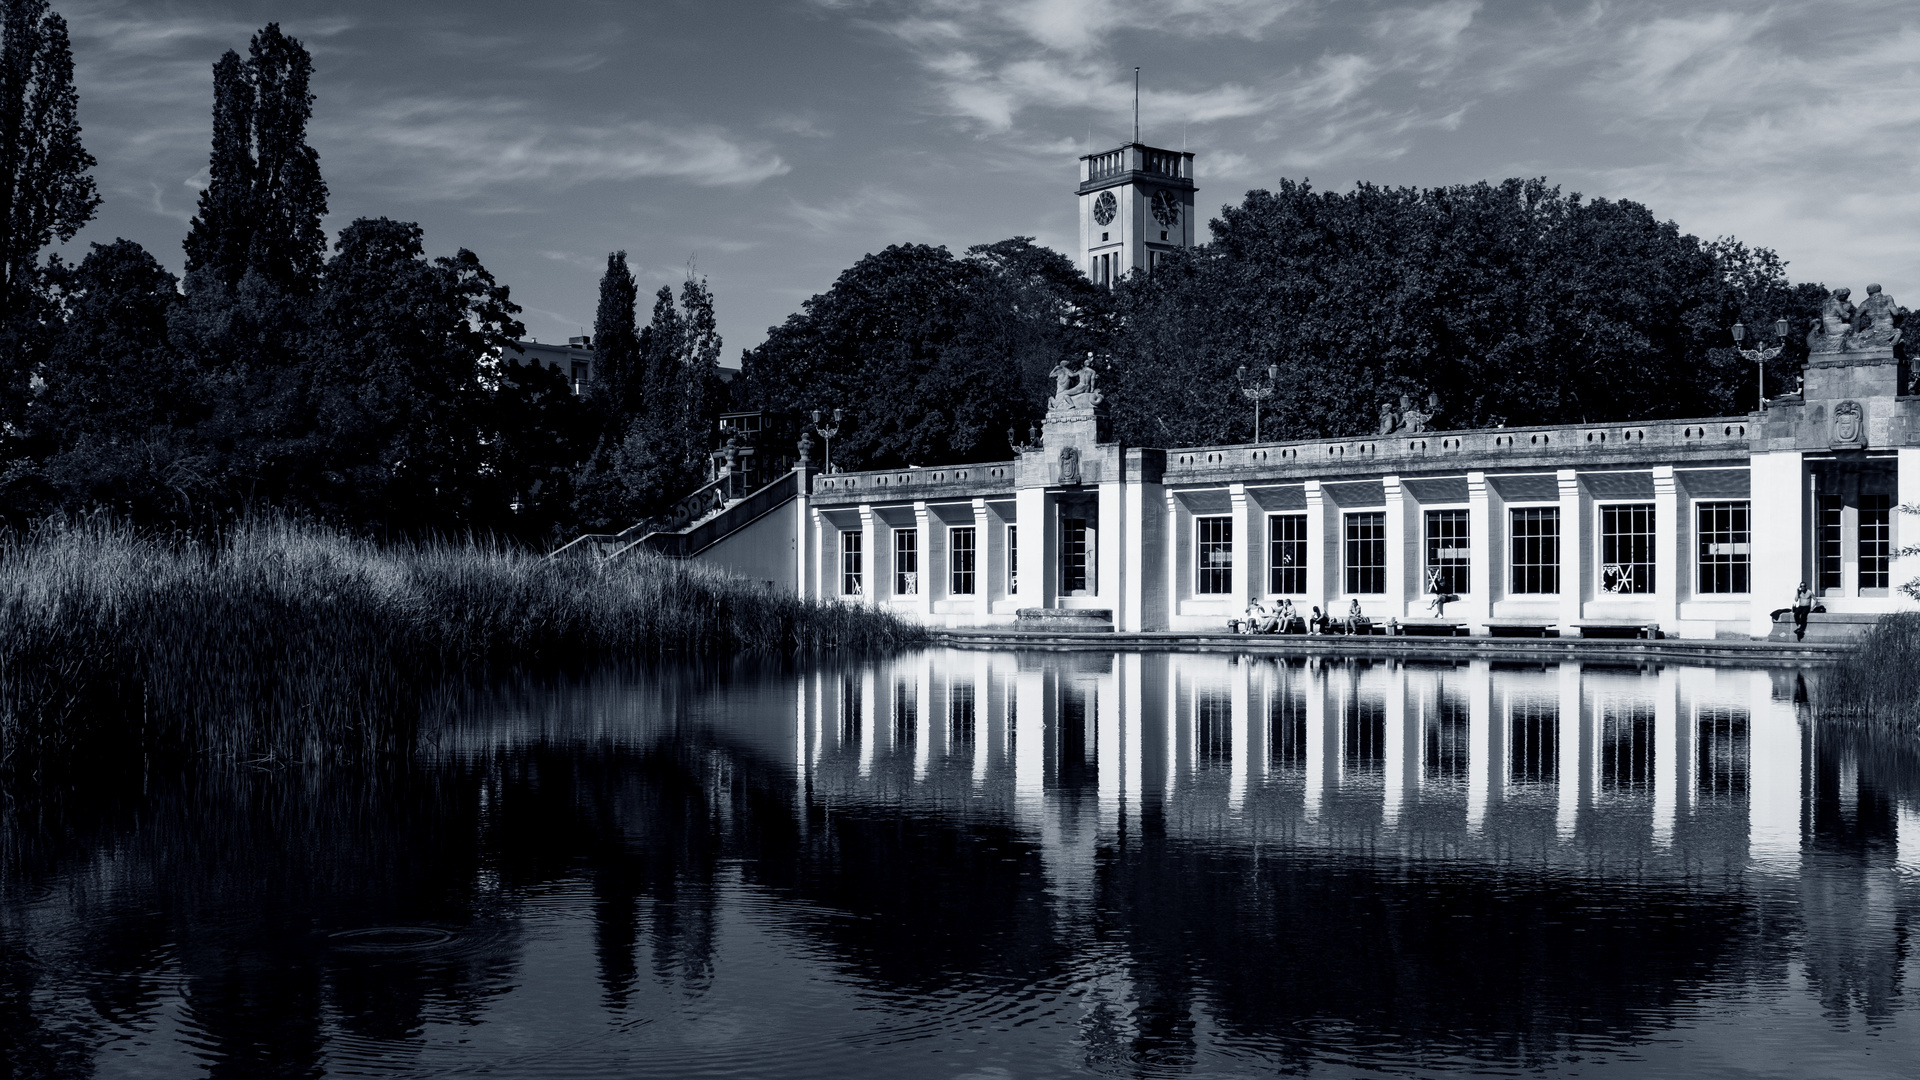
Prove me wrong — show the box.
[301,218,523,527]
[739,239,1102,470]
[590,251,641,421]
[0,0,96,428]
[33,240,215,521]
[1104,178,1807,447]
[183,23,328,294]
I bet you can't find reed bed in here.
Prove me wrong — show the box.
[0,517,922,771]
[1818,612,1920,734]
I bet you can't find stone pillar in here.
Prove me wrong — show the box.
[792,465,810,601]
[1015,485,1047,608]
[1749,451,1804,637]
[1164,491,1182,625]
[912,501,933,620]
[808,506,826,603]
[1652,465,1680,633]
[1229,483,1251,611]
[1121,465,1165,631]
[1305,480,1329,621]
[1466,471,1493,634]
[1557,469,1582,636]
[971,498,993,625]
[1098,478,1125,618]
[858,504,880,608]
[1384,474,1407,623]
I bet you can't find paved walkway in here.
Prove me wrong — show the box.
[927,628,1851,667]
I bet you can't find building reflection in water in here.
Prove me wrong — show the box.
[6,650,1918,1076]
[791,652,1811,878]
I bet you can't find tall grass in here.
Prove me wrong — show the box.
[0,516,922,771]
[1819,612,1920,733]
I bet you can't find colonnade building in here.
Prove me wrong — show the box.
[688,142,1919,639]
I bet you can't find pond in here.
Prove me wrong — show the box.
[3,650,1917,1078]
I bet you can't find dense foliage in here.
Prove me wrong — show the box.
[0,20,607,540]
[1104,179,1828,446]
[737,183,1826,468]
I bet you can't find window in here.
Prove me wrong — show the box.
[1198,689,1231,769]
[1817,495,1842,592]
[1061,518,1089,594]
[1196,516,1233,594]
[1601,701,1654,792]
[950,526,976,595]
[948,682,976,750]
[1345,512,1386,594]
[1424,510,1469,594]
[1269,514,1307,594]
[1007,525,1018,594]
[1599,504,1655,594]
[1697,707,1749,803]
[1862,494,1892,592]
[1510,508,1560,594]
[894,528,918,595]
[1697,501,1751,594]
[841,531,863,596]
[1509,696,1558,785]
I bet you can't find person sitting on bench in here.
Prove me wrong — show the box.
[1345,598,1366,635]
[1308,606,1327,634]
[1275,598,1300,633]
[1425,568,1460,617]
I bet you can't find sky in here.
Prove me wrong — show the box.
[55,0,1920,367]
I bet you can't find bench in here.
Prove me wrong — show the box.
[1577,621,1661,640]
[1486,620,1558,638]
[1398,619,1469,637]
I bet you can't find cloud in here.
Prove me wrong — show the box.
[325,97,792,197]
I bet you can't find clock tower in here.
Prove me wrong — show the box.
[1079,142,1195,286]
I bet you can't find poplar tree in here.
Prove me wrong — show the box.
[590,250,640,421]
[183,23,328,293]
[0,0,96,326]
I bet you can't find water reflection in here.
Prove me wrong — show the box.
[2,651,1916,1078]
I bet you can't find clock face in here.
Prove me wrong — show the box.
[1151,189,1180,228]
[1092,190,1117,226]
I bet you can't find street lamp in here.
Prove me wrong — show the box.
[1730,319,1791,411]
[1236,363,1280,443]
[811,408,844,473]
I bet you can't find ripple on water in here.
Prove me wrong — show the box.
[326,925,460,954]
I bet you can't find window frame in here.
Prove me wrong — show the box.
[1195,515,1233,595]
[893,527,918,596]
[1597,502,1656,595]
[1861,494,1892,594]
[840,530,863,596]
[1344,511,1387,595]
[1695,500,1751,596]
[1007,524,1018,595]
[1423,508,1470,595]
[1508,506,1560,595]
[949,526,976,596]
[1269,513,1307,595]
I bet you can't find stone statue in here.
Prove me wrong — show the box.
[1047,357,1103,413]
[1852,283,1906,349]
[1400,392,1438,434]
[1377,401,1399,436]
[796,429,814,464]
[1808,287,1856,354]
[1057,445,1082,485]
[1832,399,1865,447]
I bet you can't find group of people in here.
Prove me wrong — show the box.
[1235,598,1379,635]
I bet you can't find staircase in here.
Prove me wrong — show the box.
[549,470,800,562]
